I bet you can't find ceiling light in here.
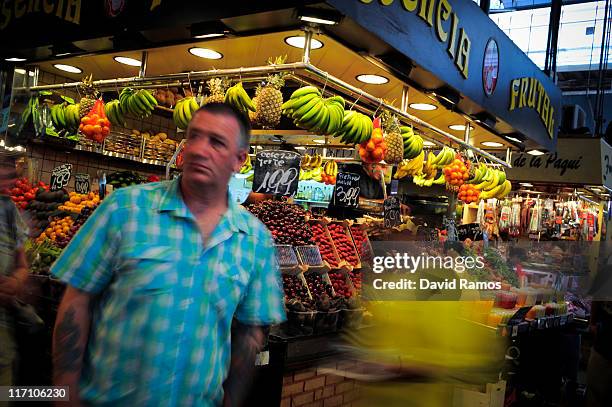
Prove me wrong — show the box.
[313,139,325,144]
[300,15,338,25]
[194,33,225,39]
[423,141,436,147]
[409,103,437,111]
[506,136,523,143]
[113,56,141,66]
[14,68,26,75]
[527,149,545,156]
[5,57,26,62]
[356,74,389,85]
[188,47,223,59]
[55,52,72,57]
[520,183,533,187]
[448,124,474,131]
[295,146,306,150]
[297,8,342,25]
[53,64,82,73]
[284,36,323,49]
[481,141,504,148]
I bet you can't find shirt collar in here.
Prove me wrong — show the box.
[158,177,251,235]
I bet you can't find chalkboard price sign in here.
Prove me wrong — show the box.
[383,196,401,228]
[50,164,72,191]
[252,150,300,197]
[74,173,90,194]
[333,172,361,208]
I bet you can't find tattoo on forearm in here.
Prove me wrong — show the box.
[53,307,83,376]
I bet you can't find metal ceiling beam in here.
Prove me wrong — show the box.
[27,61,510,167]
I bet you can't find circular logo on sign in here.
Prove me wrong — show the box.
[483,38,499,97]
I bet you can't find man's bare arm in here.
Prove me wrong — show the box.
[53,286,94,404]
[223,322,266,407]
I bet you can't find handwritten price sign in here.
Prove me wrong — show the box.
[383,196,401,228]
[74,173,90,194]
[50,164,72,191]
[252,150,300,197]
[333,172,361,208]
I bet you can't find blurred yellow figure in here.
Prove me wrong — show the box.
[352,287,506,406]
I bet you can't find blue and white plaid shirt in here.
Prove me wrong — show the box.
[52,178,285,406]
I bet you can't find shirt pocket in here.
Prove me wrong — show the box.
[205,263,249,322]
[116,245,181,295]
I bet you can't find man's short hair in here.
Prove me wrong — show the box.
[189,102,251,150]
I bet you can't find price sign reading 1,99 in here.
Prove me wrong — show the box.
[333,172,361,209]
[252,150,301,197]
[50,164,72,191]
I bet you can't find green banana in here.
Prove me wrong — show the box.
[290,86,320,100]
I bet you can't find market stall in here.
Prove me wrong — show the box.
[1,1,589,406]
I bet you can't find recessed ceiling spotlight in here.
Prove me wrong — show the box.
[356,74,389,85]
[5,57,26,62]
[448,124,474,131]
[114,56,141,66]
[527,149,545,156]
[188,47,223,59]
[284,36,323,49]
[53,64,82,73]
[408,103,437,111]
[481,141,504,148]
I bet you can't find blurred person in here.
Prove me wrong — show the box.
[51,103,285,406]
[0,153,29,394]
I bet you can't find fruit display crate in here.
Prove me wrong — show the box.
[102,131,142,158]
[327,220,362,269]
[348,222,374,263]
[281,272,313,301]
[308,219,344,269]
[327,269,356,299]
[304,269,336,298]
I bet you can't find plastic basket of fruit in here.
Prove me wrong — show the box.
[103,131,142,158]
[327,221,361,269]
[275,244,300,271]
[349,222,374,262]
[284,298,316,336]
[308,220,342,269]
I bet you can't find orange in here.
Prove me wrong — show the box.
[81,116,90,125]
[371,132,384,144]
[90,114,99,122]
[366,141,376,151]
[83,124,94,134]
[372,147,384,160]
[379,142,387,151]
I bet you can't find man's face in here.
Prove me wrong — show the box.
[182,110,247,189]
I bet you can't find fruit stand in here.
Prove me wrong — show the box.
[0,2,588,403]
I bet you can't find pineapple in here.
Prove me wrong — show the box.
[249,91,260,125]
[204,78,228,105]
[78,74,98,118]
[255,55,287,129]
[383,115,404,164]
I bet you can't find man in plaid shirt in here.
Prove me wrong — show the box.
[52,103,285,406]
